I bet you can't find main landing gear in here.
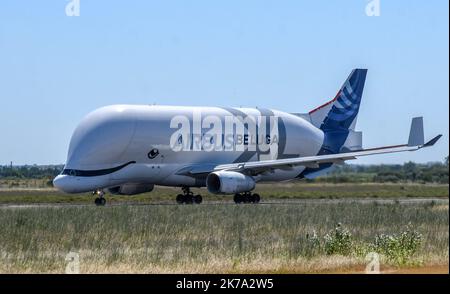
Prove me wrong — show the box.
[176,187,202,204]
[234,192,260,204]
[93,190,106,206]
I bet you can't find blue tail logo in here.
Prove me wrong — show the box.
[298,69,368,178]
[320,69,367,132]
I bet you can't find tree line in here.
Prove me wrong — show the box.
[0,165,63,179]
[0,158,448,184]
[313,158,449,184]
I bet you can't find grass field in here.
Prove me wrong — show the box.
[0,182,448,204]
[0,182,447,273]
[0,200,448,273]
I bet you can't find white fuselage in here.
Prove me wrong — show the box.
[53,105,325,193]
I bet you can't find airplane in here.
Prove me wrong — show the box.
[53,69,442,205]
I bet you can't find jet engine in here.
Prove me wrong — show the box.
[108,183,154,195]
[206,171,255,194]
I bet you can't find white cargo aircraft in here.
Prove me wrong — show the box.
[53,69,441,205]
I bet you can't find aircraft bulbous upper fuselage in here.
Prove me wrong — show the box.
[54,104,324,193]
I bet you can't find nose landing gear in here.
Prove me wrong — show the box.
[176,187,202,204]
[93,190,106,206]
[234,192,260,204]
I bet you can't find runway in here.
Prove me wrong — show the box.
[0,197,447,209]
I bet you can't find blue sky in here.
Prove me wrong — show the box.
[0,0,448,165]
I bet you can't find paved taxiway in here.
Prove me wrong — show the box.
[0,198,447,209]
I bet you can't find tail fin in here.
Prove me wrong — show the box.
[309,69,367,154]
[309,69,368,131]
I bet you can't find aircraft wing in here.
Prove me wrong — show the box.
[211,117,442,175]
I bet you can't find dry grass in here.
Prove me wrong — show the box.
[0,201,447,273]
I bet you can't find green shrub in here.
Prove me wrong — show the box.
[373,224,423,265]
[324,223,353,256]
[307,223,423,266]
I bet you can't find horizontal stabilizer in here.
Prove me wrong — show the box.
[423,134,442,147]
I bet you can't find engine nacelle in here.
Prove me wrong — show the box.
[108,183,154,195]
[206,171,255,194]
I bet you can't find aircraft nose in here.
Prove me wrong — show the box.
[52,173,109,194]
[53,175,71,193]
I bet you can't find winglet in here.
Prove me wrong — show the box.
[408,117,425,147]
[423,134,443,147]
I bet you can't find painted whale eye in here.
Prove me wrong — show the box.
[148,148,159,159]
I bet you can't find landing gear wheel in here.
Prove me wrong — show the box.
[176,194,184,204]
[177,187,202,204]
[94,197,106,206]
[234,192,260,204]
[93,190,106,206]
[183,194,193,204]
[194,195,202,204]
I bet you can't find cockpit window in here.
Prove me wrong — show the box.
[61,169,79,176]
[61,161,136,177]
